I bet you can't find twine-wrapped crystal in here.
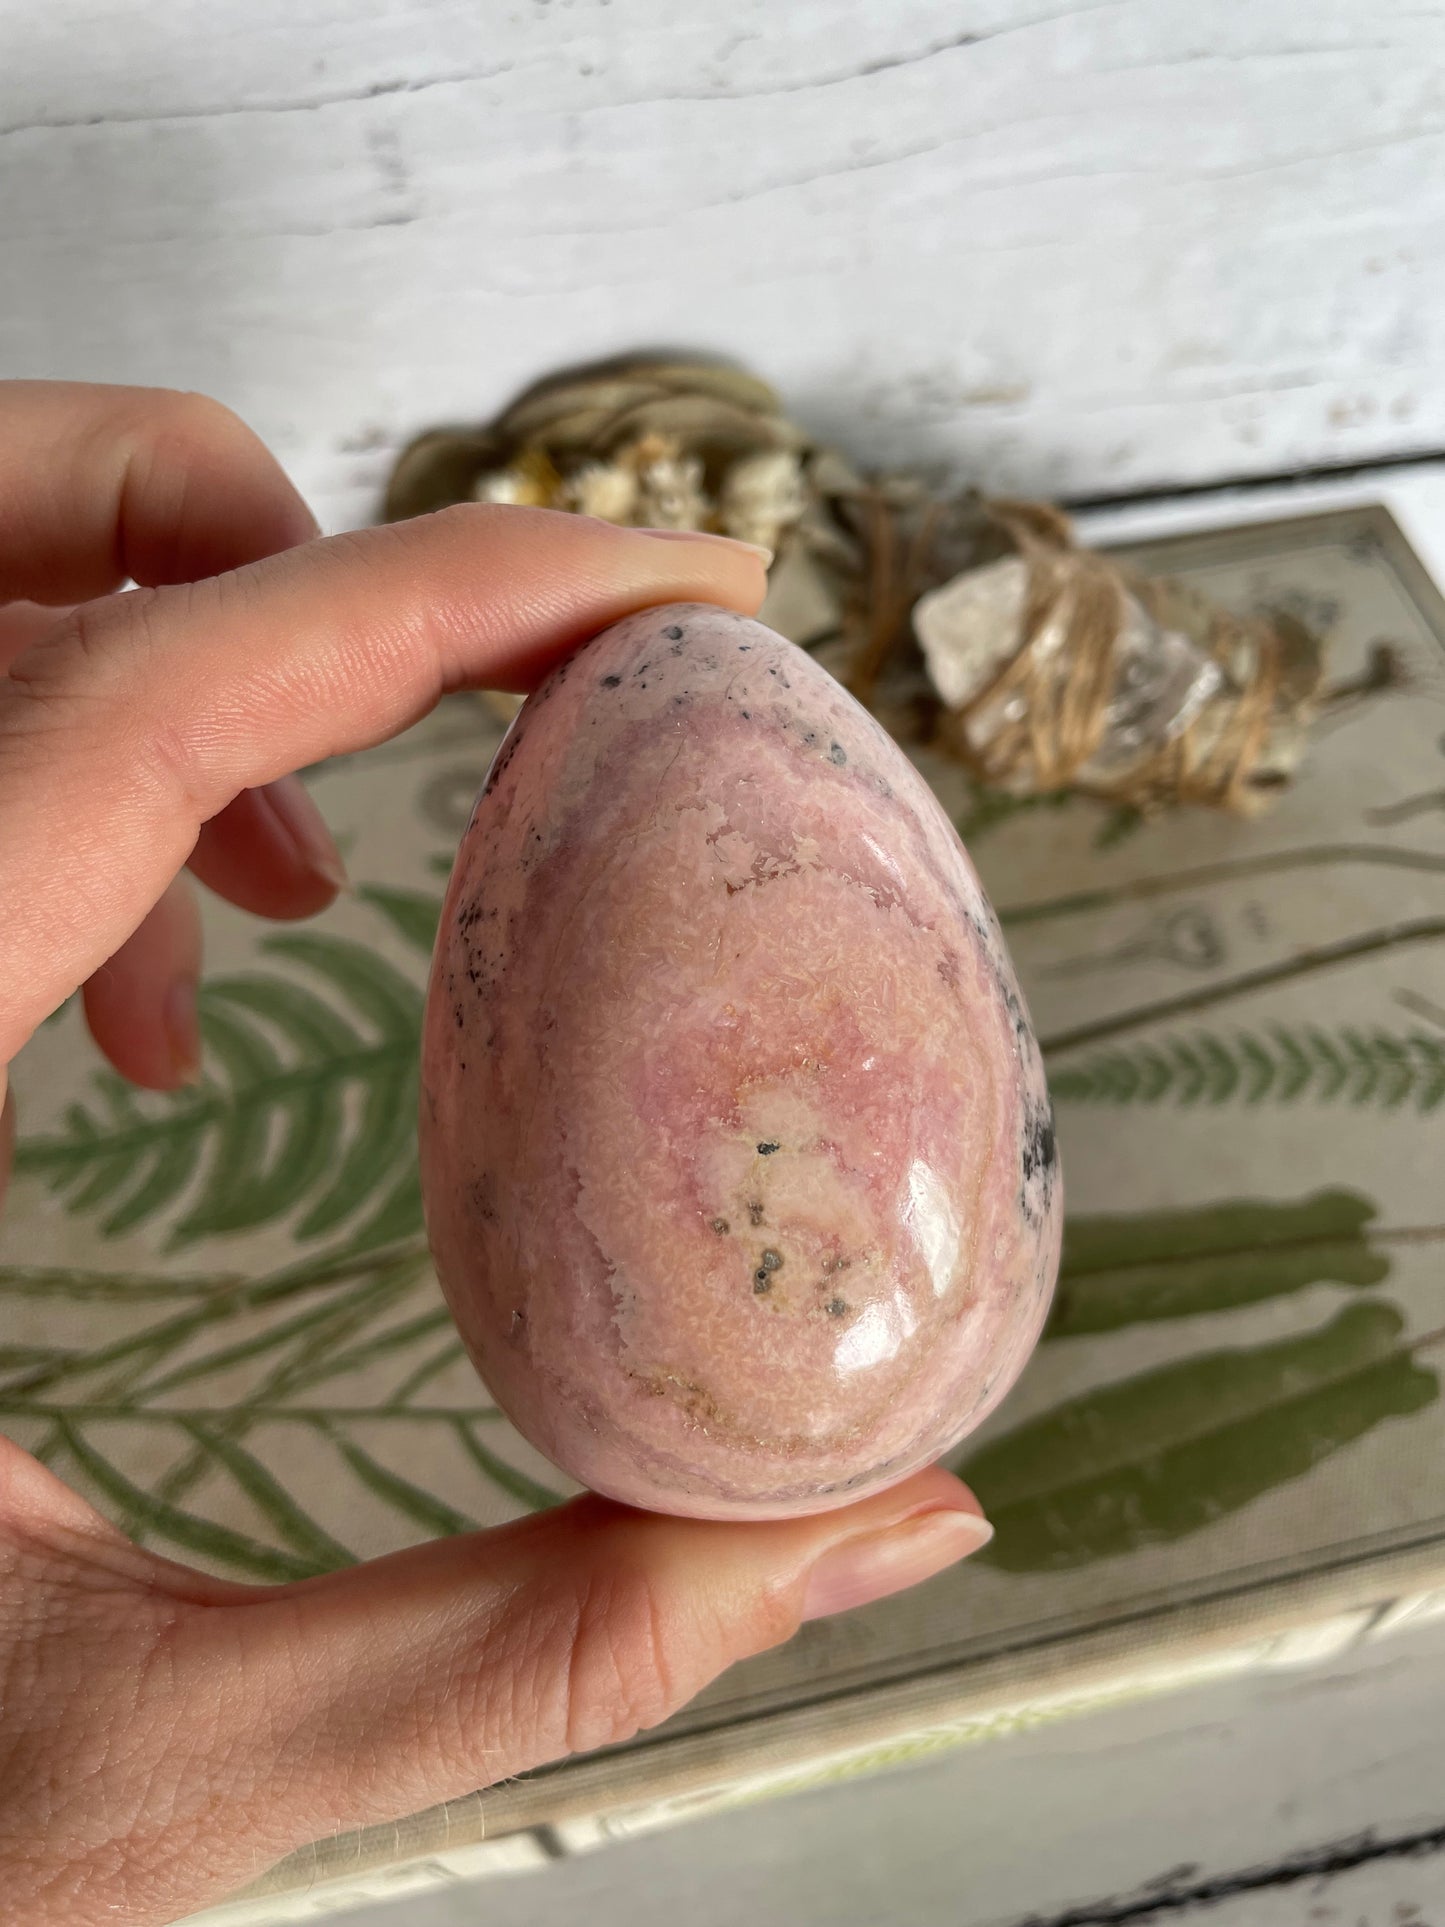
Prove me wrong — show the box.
[911,501,1323,814]
[384,357,1328,816]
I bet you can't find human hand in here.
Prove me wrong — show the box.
[0,382,992,1926]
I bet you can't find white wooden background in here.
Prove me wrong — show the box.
[341,1604,1445,1927]
[4,0,1445,534]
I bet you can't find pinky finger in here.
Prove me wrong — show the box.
[82,875,203,1091]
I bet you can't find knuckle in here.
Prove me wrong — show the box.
[0,598,120,762]
[431,1530,781,1788]
[6,591,132,703]
[457,1560,691,1772]
[41,590,143,674]
[302,521,415,608]
[101,389,258,518]
[141,386,254,456]
[558,1564,681,1755]
[320,522,396,575]
[0,585,203,812]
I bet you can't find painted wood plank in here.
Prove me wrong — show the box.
[4,1,1445,532]
[327,1610,1445,1927]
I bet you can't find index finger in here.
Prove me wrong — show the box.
[0,381,318,602]
[0,506,766,1061]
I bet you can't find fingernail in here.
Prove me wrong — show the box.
[637,528,773,568]
[802,1506,993,1622]
[163,979,204,1086]
[262,775,350,892]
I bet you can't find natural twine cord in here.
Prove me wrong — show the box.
[845,492,1294,816]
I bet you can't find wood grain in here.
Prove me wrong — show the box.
[332,1610,1445,1927]
[4,2,1445,531]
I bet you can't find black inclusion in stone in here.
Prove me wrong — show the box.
[1018,1094,1059,1228]
[757,1141,780,1156]
[601,674,621,688]
[1021,1097,1058,1186]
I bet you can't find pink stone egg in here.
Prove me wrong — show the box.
[420,604,1061,1520]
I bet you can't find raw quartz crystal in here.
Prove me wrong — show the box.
[916,557,1223,791]
[420,605,1062,1521]
[912,555,1322,808]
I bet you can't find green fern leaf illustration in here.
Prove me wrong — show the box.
[1049,1190,1392,1337]
[388,1338,467,1407]
[956,786,1072,843]
[10,1400,562,1579]
[177,1422,356,1569]
[0,1242,566,1576]
[133,1263,422,1401]
[1273,1028,1312,1099]
[319,1423,480,1537]
[0,1264,232,1304]
[452,1419,563,1511]
[360,884,444,954]
[13,927,425,1248]
[54,1418,328,1582]
[129,1261,434,1541]
[1052,1026,1445,1113]
[1169,1036,1206,1103]
[1238,1033,1275,1103]
[1309,1027,1349,1099]
[960,1303,1439,1571]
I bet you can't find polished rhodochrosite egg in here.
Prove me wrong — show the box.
[420,604,1061,1520]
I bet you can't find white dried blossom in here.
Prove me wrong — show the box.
[468,449,559,510]
[719,448,808,552]
[562,461,639,524]
[628,436,707,530]
[470,466,534,506]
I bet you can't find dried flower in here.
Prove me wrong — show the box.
[469,447,561,509]
[559,461,638,523]
[720,448,810,552]
[626,433,707,530]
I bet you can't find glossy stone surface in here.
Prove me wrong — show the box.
[420,605,1061,1520]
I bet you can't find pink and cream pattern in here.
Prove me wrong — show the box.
[422,605,1062,1519]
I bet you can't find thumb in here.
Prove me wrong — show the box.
[19,1466,986,1923]
[214,1469,988,1836]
